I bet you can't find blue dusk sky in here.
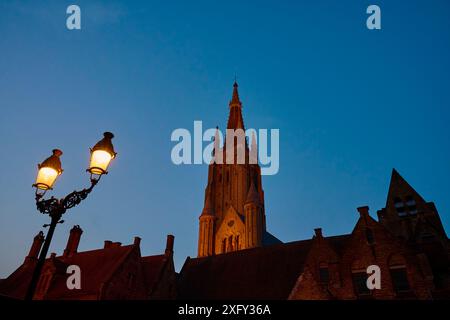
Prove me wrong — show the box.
[0,0,449,276]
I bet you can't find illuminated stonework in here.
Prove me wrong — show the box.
[197,82,280,257]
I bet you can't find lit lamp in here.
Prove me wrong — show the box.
[88,132,116,180]
[33,149,63,193]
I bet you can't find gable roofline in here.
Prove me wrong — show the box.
[385,168,426,208]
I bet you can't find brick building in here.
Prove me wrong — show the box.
[177,83,450,300]
[0,226,176,300]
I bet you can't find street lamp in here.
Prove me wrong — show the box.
[25,132,117,300]
[33,149,63,192]
[88,132,116,180]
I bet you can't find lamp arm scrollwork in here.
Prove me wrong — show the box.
[35,179,99,215]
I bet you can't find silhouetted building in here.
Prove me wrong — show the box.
[0,226,176,300]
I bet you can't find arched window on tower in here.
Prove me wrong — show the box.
[228,235,233,252]
[222,238,227,253]
[235,235,240,250]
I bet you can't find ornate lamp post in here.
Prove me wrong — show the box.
[25,132,117,300]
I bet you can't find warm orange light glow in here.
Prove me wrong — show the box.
[35,167,59,190]
[89,150,113,175]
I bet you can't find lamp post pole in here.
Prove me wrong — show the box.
[25,212,60,301]
[25,179,98,301]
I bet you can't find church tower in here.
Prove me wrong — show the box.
[197,82,280,257]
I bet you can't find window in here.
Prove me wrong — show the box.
[228,236,234,252]
[395,196,419,217]
[405,196,416,206]
[394,197,407,217]
[394,197,403,208]
[406,196,417,215]
[390,267,410,293]
[352,272,370,297]
[421,232,435,242]
[222,238,227,253]
[319,267,330,284]
[366,228,375,245]
[127,273,135,289]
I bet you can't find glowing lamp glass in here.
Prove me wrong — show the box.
[89,150,113,175]
[35,167,59,190]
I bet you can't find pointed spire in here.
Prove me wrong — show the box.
[245,179,260,205]
[201,188,215,216]
[227,81,245,130]
[229,81,241,107]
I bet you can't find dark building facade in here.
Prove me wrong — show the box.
[0,226,176,300]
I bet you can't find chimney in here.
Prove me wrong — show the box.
[104,240,112,249]
[63,225,83,257]
[357,206,370,218]
[314,228,323,238]
[134,237,141,246]
[25,231,45,263]
[165,234,175,257]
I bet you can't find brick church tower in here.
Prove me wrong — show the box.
[197,82,280,257]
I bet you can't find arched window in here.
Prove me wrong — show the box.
[228,236,233,252]
[235,235,240,250]
[221,238,227,253]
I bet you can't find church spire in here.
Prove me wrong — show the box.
[227,81,245,130]
[230,81,241,107]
